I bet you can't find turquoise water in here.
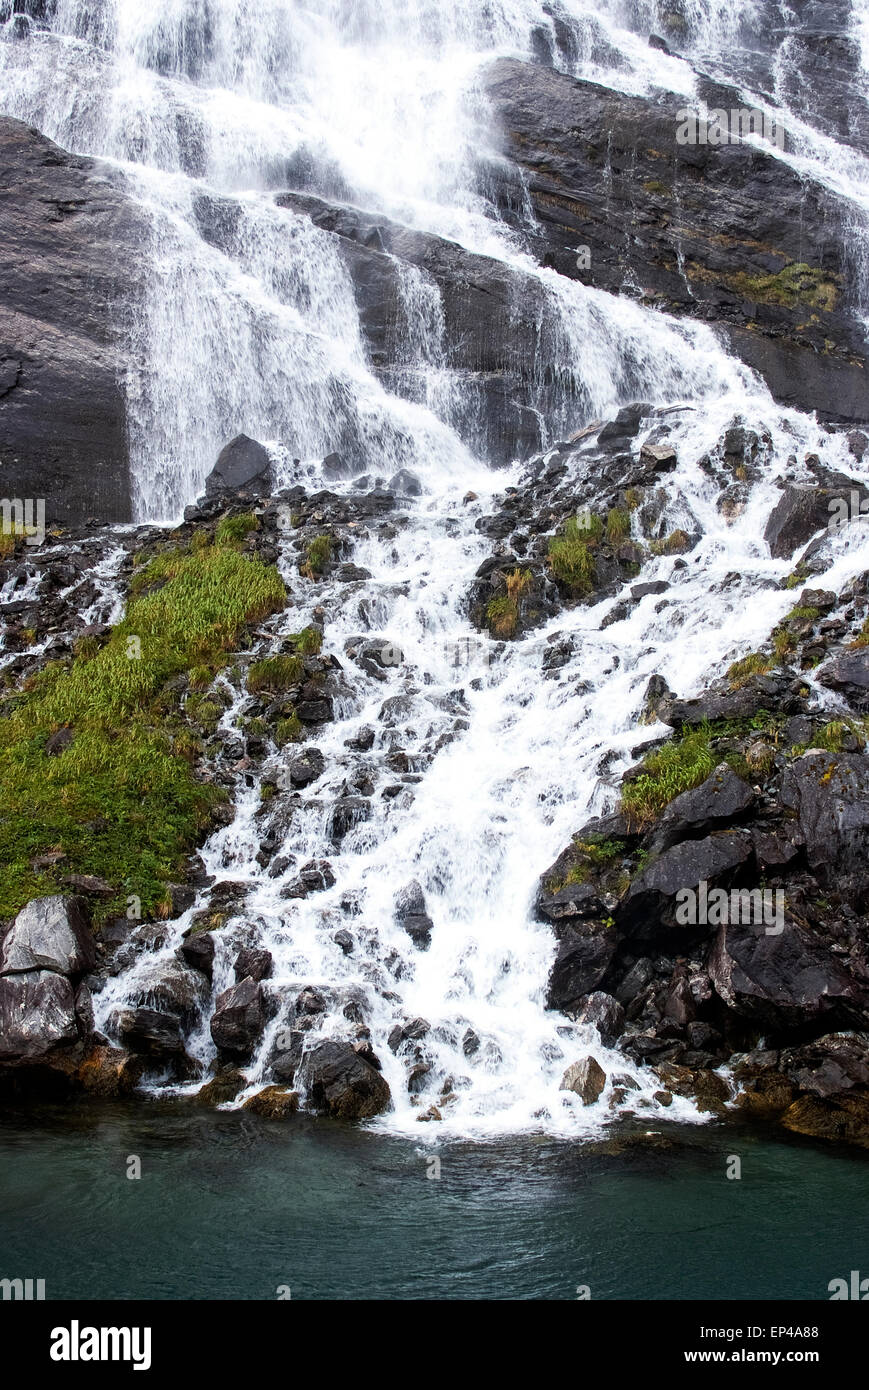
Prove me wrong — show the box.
[0,1102,866,1300]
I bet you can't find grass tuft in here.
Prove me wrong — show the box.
[621,725,717,829]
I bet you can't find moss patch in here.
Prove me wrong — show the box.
[0,539,286,921]
[729,262,840,313]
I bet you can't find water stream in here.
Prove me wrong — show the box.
[3,0,869,1140]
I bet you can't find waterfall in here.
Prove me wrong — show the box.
[4,0,869,1137]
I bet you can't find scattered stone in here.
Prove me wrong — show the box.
[560,1056,607,1105]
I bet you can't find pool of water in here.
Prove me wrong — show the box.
[0,1102,866,1300]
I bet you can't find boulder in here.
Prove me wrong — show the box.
[242,1086,300,1119]
[195,1066,247,1106]
[546,923,617,1013]
[577,991,625,1045]
[764,485,836,558]
[0,895,94,977]
[817,650,869,711]
[560,1056,607,1105]
[779,752,869,874]
[329,797,370,841]
[234,947,273,983]
[115,1006,186,1057]
[393,880,434,950]
[204,434,272,497]
[645,764,755,853]
[615,832,754,938]
[0,970,78,1058]
[210,977,267,1056]
[283,747,325,788]
[708,918,865,1028]
[298,1039,391,1120]
[132,957,208,1022]
[178,931,216,981]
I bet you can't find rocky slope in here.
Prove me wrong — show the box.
[4,413,869,1147]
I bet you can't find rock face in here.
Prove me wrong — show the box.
[0,118,144,524]
[483,59,867,423]
[267,192,559,463]
[298,1039,391,1120]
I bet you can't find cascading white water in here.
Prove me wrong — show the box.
[5,0,869,1136]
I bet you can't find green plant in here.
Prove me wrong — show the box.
[606,507,630,543]
[215,512,258,546]
[247,654,304,694]
[727,651,772,689]
[621,725,717,828]
[301,534,332,578]
[275,714,304,747]
[548,517,597,594]
[650,529,691,556]
[486,568,532,638]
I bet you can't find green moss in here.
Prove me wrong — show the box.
[786,605,820,624]
[247,654,304,694]
[287,626,323,656]
[621,725,718,829]
[643,179,670,197]
[0,541,286,921]
[729,262,840,313]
